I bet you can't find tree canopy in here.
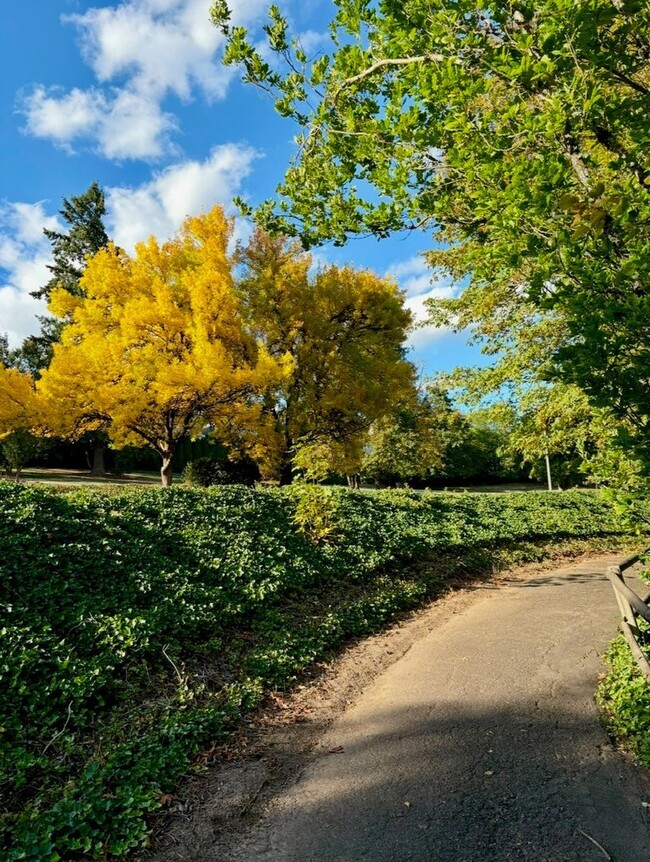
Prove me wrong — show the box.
[361,386,461,486]
[33,180,110,302]
[235,228,415,482]
[34,210,416,486]
[214,0,650,460]
[0,367,39,436]
[38,207,280,485]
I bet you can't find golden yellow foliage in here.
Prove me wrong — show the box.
[0,367,40,437]
[39,206,285,485]
[236,229,415,482]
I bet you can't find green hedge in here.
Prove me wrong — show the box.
[0,484,636,860]
[597,630,650,767]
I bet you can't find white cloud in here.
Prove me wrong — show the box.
[387,254,461,351]
[405,289,454,351]
[388,254,458,300]
[0,203,57,348]
[67,0,231,101]
[107,143,259,250]
[23,86,176,160]
[21,0,269,160]
[22,88,101,148]
[0,144,258,346]
[100,90,178,160]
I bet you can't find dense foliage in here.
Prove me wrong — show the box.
[181,456,259,487]
[215,0,650,463]
[597,627,650,768]
[37,206,277,487]
[0,481,638,860]
[3,209,417,487]
[235,229,414,483]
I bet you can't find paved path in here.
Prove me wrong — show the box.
[228,555,650,862]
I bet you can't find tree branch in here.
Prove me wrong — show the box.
[331,53,445,103]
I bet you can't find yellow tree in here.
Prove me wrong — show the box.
[39,207,282,486]
[235,230,415,483]
[0,367,43,479]
[0,368,37,433]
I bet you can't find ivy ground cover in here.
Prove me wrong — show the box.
[0,483,636,860]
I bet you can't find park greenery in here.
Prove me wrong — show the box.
[0,205,419,487]
[210,0,650,768]
[213,0,650,466]
[597,630,650,769]
[0,480,641,860]
[1,191,594,490]
[1,1,649,856]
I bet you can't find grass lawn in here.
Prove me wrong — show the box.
[13,467,549,493]
[14,467,178,487]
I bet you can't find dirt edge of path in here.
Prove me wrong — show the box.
[142,540,645,862]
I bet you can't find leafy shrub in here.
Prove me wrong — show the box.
[0,429,42,478]
[597,630,650,767]
[290,483,348,543]
[0,483,639,860]
[182,456,259,487]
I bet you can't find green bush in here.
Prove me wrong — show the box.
[0,483,639,860]
[182,456,259,487]
[597,630,650,767]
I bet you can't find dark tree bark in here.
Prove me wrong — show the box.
[90,441,106,477]
[278,458,293,486]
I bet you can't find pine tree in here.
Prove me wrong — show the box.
[32,180,110,301]
[0,333,10,369]
[24,181,112,472]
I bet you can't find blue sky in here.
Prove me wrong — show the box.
[0,0,485,378]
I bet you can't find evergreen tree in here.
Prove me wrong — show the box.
[32,180,110,301]
[0,333,10,368]
[25,181,112,472]
[17,182,111,376]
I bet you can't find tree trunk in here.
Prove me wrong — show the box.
[90,442,106,477]
[278,428,294,485]
[161,453,174,487]
[279,459,293,486]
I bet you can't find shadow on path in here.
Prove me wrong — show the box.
[230,703,649,862]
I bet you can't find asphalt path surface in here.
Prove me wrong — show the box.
[228,555,650,862]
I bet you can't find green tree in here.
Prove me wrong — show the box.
[0,333,9,369]
[16,181,111,376]
[24,181,112,472]
[362,386,462,487]
[494,384,600,488]
[443,409,519,484]
[33,180,110,302]
[0,429,41,481]
[214,0,650,465]
[10,317,63,378]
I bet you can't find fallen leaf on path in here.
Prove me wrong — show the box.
[327,745,344,754]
